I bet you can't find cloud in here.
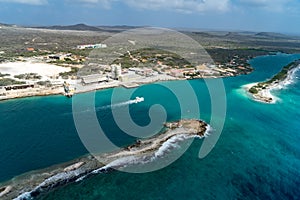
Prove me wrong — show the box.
[72,0,112,8]
[71,0,230,13]
[236,0,294,12]
[63,0,299,14]
[69,0,230,13]
[124,0,231,13]
[0,0,47,5]
[76,0,109,3]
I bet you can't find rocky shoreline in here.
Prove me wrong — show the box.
[246,60,300,103]
[0,119,209,200]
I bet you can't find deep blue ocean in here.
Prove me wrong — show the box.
[1,53,300,199]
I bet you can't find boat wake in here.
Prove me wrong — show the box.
[96,97,144,111]
[65,97,144,116]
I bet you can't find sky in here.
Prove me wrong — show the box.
[0,0,300,34]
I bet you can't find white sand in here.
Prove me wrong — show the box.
[243,83,258,91]
[243,65,300,104]
[0,62,71,77]
[243,82,276,103]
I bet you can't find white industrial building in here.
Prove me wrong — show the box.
[77,44,107,50]
[111,64,122,80]
[81,74,108,85]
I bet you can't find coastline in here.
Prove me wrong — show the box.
[245,61,300,103]
[0,119,210,200]
[0,87,64,102]
[243,82,277,104]
[0,49,255,102]
[0,71,249,103]
[0,74,181,102]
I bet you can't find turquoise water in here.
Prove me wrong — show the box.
[1,53,300,199]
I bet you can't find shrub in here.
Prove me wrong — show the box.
[37,81,52,87]
[0,78,25,86]
[249,87,259,94]
[0,73,10,78]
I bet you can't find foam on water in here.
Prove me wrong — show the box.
[237,65,300,104]
[14,124,211,199]
[14,192,31,200]
[92,125,211,174]
[96,99,142,111]
[6,53,300,200]
[271,64,300,90]
[14,169,86,200]
[64,99,143,116]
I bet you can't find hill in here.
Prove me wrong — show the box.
[34,23,105,32]
[255,32,289,39]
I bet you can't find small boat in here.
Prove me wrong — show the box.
[134,97,144,103]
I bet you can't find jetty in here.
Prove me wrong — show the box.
[0,119,209,200]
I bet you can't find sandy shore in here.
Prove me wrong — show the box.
[243,82,276,103]
[244,64,300,103]
[0,61,73,101]
[0,119,210,200]
[0,62,71,78]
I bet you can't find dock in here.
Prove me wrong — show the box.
[121,83,139,88]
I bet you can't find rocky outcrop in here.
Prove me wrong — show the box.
[0,119,210,200]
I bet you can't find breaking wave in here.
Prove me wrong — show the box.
[92,124,212,174]
[15,124,211,200]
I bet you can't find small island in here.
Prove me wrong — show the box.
[0,119,210,200]
[246,59,300,103]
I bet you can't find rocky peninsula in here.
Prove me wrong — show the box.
[0,119,210,200]
[246,59,300,103]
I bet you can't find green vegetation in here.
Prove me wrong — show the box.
[265,62,296,84]
[249,87,259,94]
[37,81,52,87]
[0,73,10,78]
[48,59,84,65]
[114,55,139,68]
[0,78,26,86]
[16,51,50,58]
[14,73,42,80]
[249,59,300,93]
[0,50,51,59]
[113,48,191,68]
[67,49,92,57]
[2,25,300,65]
[59,67,79,78]
[206,48,266,65]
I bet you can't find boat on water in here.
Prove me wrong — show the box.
[134,97,144,103]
